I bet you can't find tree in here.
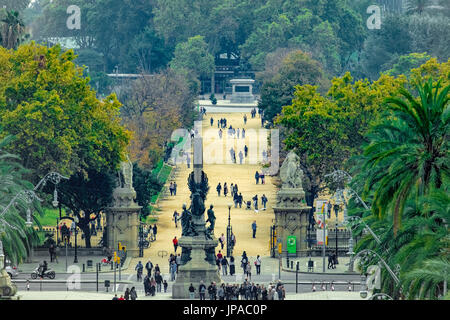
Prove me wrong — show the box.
[0,43,131,182]
[170,35,215,80]
[258,50,328,123]
[0,0,30,13]
[385,52,432,78]
[361,80,449,234]
[56,169,115,248]
[132,163,163,218]
[121,69,197,169]
[0,135,40,265]
[0,10,27,49]
[406,0,433,15]
[275,71,405,206]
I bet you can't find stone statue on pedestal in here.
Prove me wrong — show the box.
[279,151,304,190]
[181,203,196,237]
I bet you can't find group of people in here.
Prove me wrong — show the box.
[216,117,228,128]
[254,171,266,184]
[143,224,157,241]
[191,279,285,300]
[249,194,268,212]
[112,286,138,300]
[169,181,178,196]
[135,259,168,296]
[328,252,339,269]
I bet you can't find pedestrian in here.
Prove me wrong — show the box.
[170,260,177,281]
[261,194,268,210]
[244,114,247,125]
[219,129,222,139]
[49,244,56,263]
[129,287,137,300]
[118,295,125,300]
[163,280,168,292]
[241,252,248,273]
[210,117,214,126]
[154,263,160,275]
[186,153,191,168]
[199,281,206,300]
[176,253,181,272]
[173,210,179,228]
[260,171,265,184]
[223,183,228,197]
[153,224,157,240]
[237,128,240,139]
[238,193,243,208]
[233,191,239,208]
[255,171,260,184]
[253,195,259,212]
[239,150,243,164]
[144,275,150,295]
[252,220,257,238]
[216,182,222,196]
[230,183,234,197]
[218,284,225,300]
[135,261,143,282]
[244,144,248,157]
[229,256,235,276]
[328,253,334,269]
[189,283,196,299]
[124,288,130,300]
[208,282,215,300]
[173,182,177,195]
[246,262,252,280]
[255,255,261,275]
[231,232,236,249]
[155,271,163,292]
[169,182,174,196]
[150,277,156,296]
[221,256,228,276]
[145,259,153,277]
[173,236,178,253]
[219,233,225,250]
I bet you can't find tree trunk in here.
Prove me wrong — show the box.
[79,220,92,248]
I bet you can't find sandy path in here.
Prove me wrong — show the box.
[130,112,278,271]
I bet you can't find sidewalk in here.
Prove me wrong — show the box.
[17,255,132,274]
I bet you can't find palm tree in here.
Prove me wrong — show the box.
[406,0,433,15]
[362,79,449,235]
[0,135,40,265]
[0,10,26,49]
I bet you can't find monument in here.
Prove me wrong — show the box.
[172,137,221,299]
[0,240,17,299]
[273,151,311,257]
[229,79,255,103]
[106,155,142,258]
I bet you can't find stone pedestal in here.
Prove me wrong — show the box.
[273,188,311,257]
[106,187,141,258]
[172,236,221,299]
[229,79,255,103]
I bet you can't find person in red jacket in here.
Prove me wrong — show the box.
[173,236,179,253]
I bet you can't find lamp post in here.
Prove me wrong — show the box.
[73,216,79,263]
[227,204,232,258]
[139,222,144,258]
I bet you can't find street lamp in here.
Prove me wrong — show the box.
[139,222,144,258]
[73,216,79,263]
[227,204,232,258]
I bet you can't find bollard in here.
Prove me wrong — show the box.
[99,263,101,272]
[82,263,85,273]
[111,261,113,270]
[290,261,293,269]
[286,256,290,268]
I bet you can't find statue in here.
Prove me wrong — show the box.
[118,155,133,189]
[190,191,206,218]
[279,151,304,189]
[181,204,196,237]
[205,204,216,237]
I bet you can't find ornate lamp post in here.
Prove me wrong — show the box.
[139,222,144,258]
[227,204,232,258]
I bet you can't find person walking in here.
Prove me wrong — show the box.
[189,283,196,299]
[199,281,206,300]
[170,260,177,281]
[241,252,248,274]
[255,171,260,184]
[173,210,179,228]
[221,256,229,276]
[155,271,163,292]
[135,261,144,282]
[238,193,243,208]
[239,150,244,164]
[253,195,259,212]
[255,255,261,275]
[252,221,257,238]
[233,191,239,208]
[186,152,191,168]
[260,172,265,184]
[261,194,268,210]
[163,280,168,292]
[219,233,225,250]
[169,182,174,196]
[223,183,228,197]
[153,224,157,240]
[145,259,153,277]
[173,182,177,195]
[216,182,222,196]
[173,236,179,253]
[229,256,235,276]
[243,114,247,125]
[246,262,252,280]
[124,288,130,300]
[210,117,214,126]
[150,277,156,296]
[130,286,137,300]
[242,128,245,139]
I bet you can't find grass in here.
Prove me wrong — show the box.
[35,207,67,227]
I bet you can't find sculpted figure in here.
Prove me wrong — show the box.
[205,204,216,236]
[279,151,304,189]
